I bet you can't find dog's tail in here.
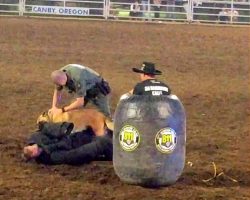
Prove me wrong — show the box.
[105,117,114,131]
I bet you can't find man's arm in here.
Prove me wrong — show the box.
[120,90,133,101]
[49,88,63,115]
[52,88,61,108]
[63,97,84,112]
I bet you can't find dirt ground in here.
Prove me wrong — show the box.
[0,17,249,200]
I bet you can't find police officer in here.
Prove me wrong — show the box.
[131,62,171,95]
[50,64,111,117]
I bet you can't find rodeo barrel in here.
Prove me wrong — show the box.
[113,95,186,187]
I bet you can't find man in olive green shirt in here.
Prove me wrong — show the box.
[50,64,111,117]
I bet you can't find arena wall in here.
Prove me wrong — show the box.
[0,0,249,24]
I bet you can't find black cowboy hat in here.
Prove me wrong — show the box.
[132,62,162,75]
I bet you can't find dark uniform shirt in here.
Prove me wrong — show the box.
[133,79,171,96]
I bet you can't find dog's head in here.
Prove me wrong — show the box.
[37,111,53,129]
[36,111,52,130]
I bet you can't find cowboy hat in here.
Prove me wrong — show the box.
[132,62,162,75]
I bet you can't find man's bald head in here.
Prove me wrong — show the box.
[51,70,67,86]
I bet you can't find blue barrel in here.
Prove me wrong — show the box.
[113,95,186,187]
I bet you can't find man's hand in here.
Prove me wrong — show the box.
[49,107,63,115]
[120,92,132,100]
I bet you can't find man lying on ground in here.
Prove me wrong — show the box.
[23,122,112,165]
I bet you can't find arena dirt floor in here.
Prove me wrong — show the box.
[0,17,249,200]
